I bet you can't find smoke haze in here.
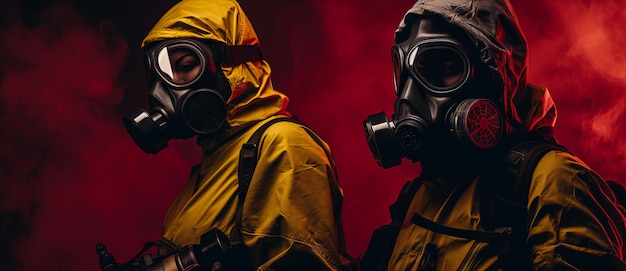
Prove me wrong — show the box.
[0,0,624,269]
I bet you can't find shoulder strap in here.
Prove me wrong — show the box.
[231,117,301,241]
[479,139,568,270]
[232,117,359,269]
[484,140,568,226]
[359,177,422,271]
[479,126,565,228]
[389,177,424,226]
[227,117,301,270]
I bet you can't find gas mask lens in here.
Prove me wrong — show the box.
[407,39,471,94]
[391,45,404,95]
[155,43,206,87]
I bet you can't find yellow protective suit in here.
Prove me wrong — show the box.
[142,0,348,270]
[385,0,626,270]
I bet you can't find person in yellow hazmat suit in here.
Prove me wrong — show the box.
[117,0,353,270]
[359,0,626,270]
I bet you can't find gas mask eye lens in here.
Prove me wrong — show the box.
[416,48,465,88]
[156,45,205,87]
[391,45,404,95]
[407,39,471,94]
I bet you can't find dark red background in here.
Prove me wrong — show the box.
[1,0,625,270]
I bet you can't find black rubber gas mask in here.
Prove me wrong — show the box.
[124,39,262,154]
[364,16,504,168]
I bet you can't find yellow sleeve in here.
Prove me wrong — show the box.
[527,150,626,270]
[239,121,344,271]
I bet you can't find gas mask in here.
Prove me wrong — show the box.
[363,16,505,169]
[123,39,262,154]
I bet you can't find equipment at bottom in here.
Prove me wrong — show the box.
[96,228,232,271]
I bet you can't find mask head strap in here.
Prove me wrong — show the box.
[212,44,263,66]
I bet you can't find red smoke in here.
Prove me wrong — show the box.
[515,0,626,183]
[0,2,197,270]
[0,0,625,270]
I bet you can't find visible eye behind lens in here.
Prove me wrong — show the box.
[441,60,462,76]
[169,50,201,84]
[153,41,211,87]
[177,56,200,73]
[414,48,466,89]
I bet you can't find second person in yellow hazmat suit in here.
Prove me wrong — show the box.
[359,0,626,270]
[121,0,352,270]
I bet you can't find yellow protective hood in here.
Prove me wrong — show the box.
[142,0,290,143]
[396,0,556,134]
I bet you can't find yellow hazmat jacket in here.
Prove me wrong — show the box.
[388,137,626,270]
[142,0,347,270]
[387,0,626,270]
